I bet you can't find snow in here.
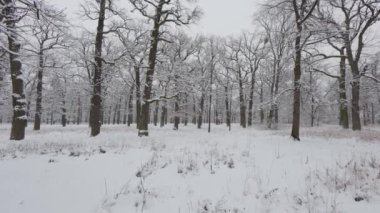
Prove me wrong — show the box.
[12,93,21,98]
[16,115,28,120]
[16,98,27,104]
[0,124,380,213]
